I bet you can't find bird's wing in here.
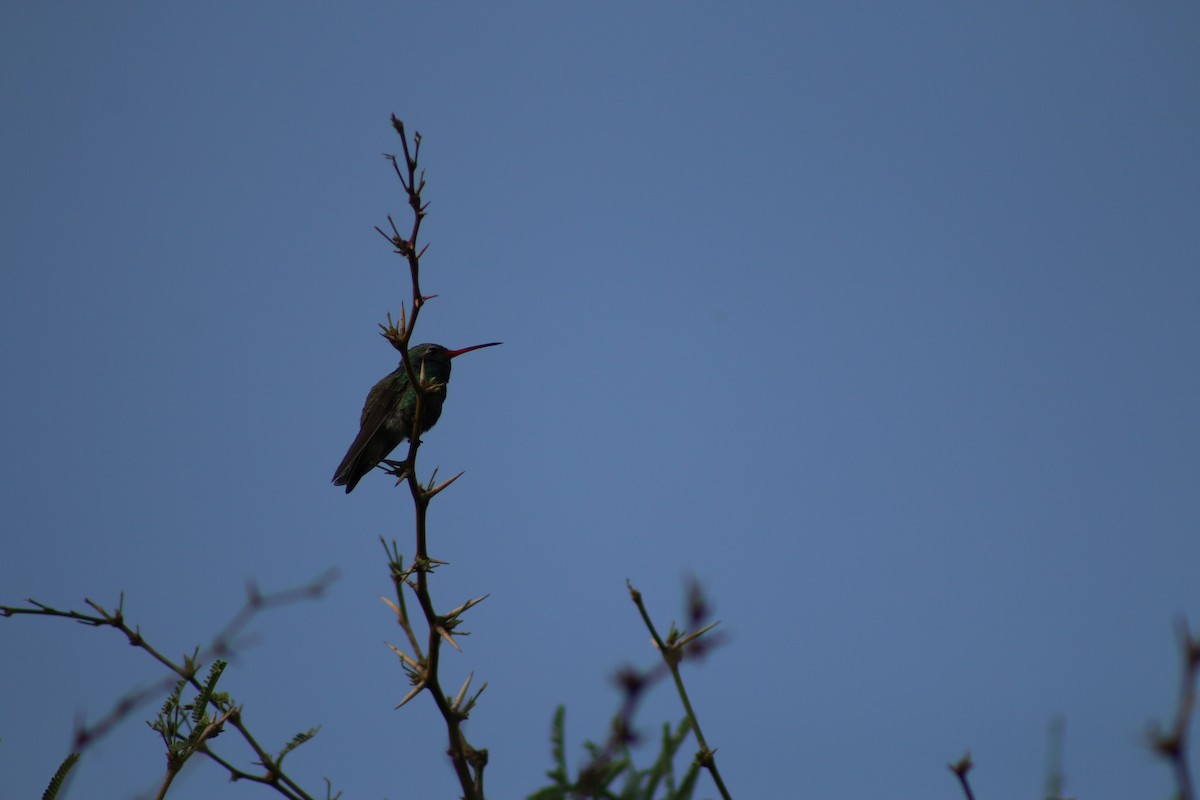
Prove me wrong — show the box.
[332,373,405,484]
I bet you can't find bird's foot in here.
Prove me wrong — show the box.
[381,458,413,484]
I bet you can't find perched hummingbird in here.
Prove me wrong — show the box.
[332,342,501,493]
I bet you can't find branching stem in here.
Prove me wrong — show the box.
[380,115,486,800]
[627,581,733,800]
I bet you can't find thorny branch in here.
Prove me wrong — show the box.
[375,115,488,800]
[624,580,732,800]
[1,571,338,799]
[544,579,730,799]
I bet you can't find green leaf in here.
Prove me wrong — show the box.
[548,705,568,781]
[526,787,568,800]
[674,761,701,800]
[41,752,79,800]
[278,726,321,764]
[192,660,227,725]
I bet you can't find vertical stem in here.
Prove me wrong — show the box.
[384,116,484,800]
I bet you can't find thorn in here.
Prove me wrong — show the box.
[453,672,474,709]
[380,595,401,617]
[386,642,419,670]
[437,626,462,652]
[446,594,491,620]
[677,620,721,648]
[427,470,465,499]
[396,683,424,709]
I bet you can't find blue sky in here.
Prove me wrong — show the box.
[2,3,1198,799]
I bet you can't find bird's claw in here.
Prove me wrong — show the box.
[381,459,413,483]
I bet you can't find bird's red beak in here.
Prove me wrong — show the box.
[446,342,502,358]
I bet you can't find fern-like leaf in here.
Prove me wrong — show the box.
[278,726,321,764]
[41,752,79,800]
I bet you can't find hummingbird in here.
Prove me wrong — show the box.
[332,341,501,493]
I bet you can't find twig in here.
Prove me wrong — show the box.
[1044,716,1066,800]
[2,570,337,799]
[948,752,977,800]
[1151,618,1199,800]
[626,580,732,800]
